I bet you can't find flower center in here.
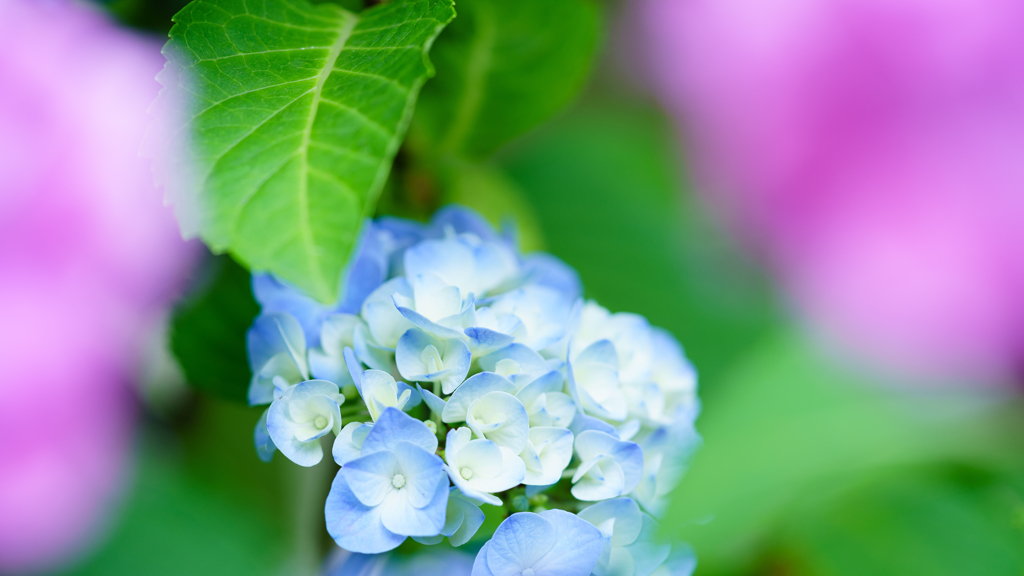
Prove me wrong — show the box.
[392,474,406,489]
[314,416,328,429]
[460,467,474,480]
[522,569,535,576]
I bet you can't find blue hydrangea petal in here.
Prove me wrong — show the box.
[463,327,516,358]
[417,384,447,415]
[485,512,555,574]
[247,312,309,383]
[337,221,389,315]
[392,441,446,508]
[531,509,605,576]
[569,414,618,438]
[471,541,497,576]
[577,498,643,548]
[478,344,547,378]
[333,422,371,466]
[343,450,400,507]
[380,473,449,537]
[624,513,672,576]
[446,489,485,547]
[362,407,438,455]
[428,205,502,243]
[519,253,582,302]
[251,274,332,348]
[325,471,406,554]
[254,408,275,462]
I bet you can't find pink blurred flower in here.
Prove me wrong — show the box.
[0,0,194,571]
[634,0,1024,382]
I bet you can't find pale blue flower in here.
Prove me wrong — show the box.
[442,373,529,453]
[478,344,575,427]
[267,379,344,466]
[358,370,413,421]
[518,253,582,302]
[489,285,576,352]
[578,498,670,576]
[254,408,276,462]
[567,340,628,422]
[333,421,373,466]
[403,232,519,300]
[651,547,697,576]
[571,302,655,386]
[247,312,309,406]
[396,328,471,394]
[471,510,604,576]
[308,314,363,385]
[414,487,487,547]
[646,328,699,425]
[519,427,574,486]
[571,430,644,501]
[444,427,525,505]
[393,273,476,340]
[326,408,449,554]
[632,421,701,515]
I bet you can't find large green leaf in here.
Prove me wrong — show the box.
[409,0,601,159]
[160,0,455,303]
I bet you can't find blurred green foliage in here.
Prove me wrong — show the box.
[170,255,258,403]
[666,331,1024,575]
[410,0,601,160]
[58,400,294,576]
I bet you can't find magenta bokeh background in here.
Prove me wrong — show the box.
[0,1,194,571]
[634,0,1024,383]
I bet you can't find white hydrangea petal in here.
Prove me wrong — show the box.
[360,370,402,421]
[567,349,628,422]
[444,427,473,461]
[623,513,671,576]
[571,456,626,501]
[603,547,637,576]
[395,300,470,340]
[490,285,574,352]
[468,447,526,494]
[446,490,485,547]
[452,439,504,479]
[321,313,362,354]
[308,347,350,385]
[333,422,371,466]
[353,323,397,374]
[325,472,406,554]
[396,329,471,394]
[572,430,644,499]
[465,391,530,453]
[442,372,517,423]
[578,498,643,548]
[361,278,416,348]
[404,237,478,296]
[344,450,399,507]
[521,427,574,486]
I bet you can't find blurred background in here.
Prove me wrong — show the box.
[1,0,1022,574]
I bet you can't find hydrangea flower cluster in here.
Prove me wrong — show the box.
[248,206,700,575]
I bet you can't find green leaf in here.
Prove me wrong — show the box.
[409,0,601,159]
[170,255,259,403]
[160,0,455,303]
